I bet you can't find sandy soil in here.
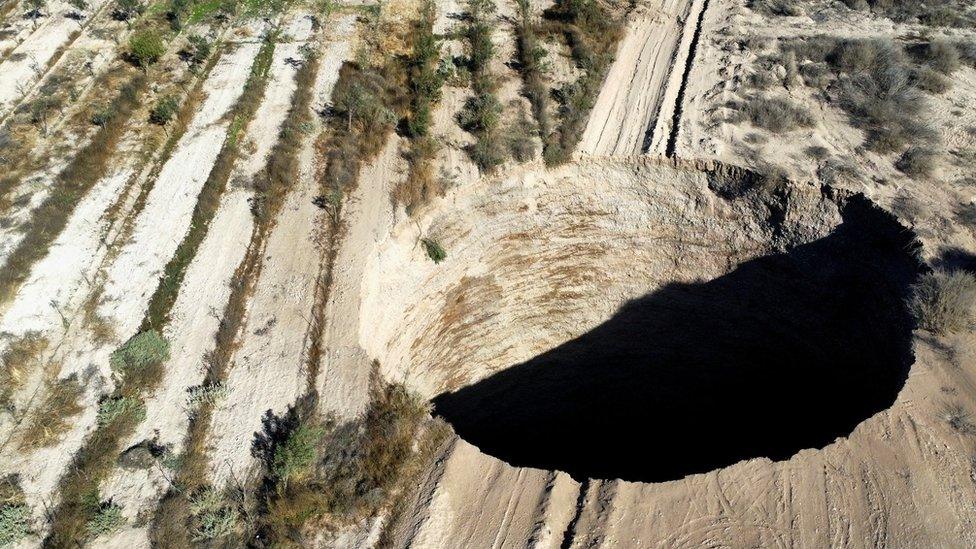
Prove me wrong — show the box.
[206,14,354,486]
[316,136,405,420]
[0,38,257,515]
[0,0,107,116]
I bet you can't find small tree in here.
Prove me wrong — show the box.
[180,34,211,68]
[113,0,144,26]
[129,31,166,69]
[149,95,180,125]
[25,0,46,26]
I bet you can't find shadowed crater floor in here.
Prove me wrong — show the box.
[433,197,921,483]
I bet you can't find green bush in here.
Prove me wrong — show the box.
[272,424,325,487]
[909,270,976,335]
[458,92,501,133]
[149,95,180,125]
[109,330,170,376]
[129,31,166,68]
[422,238,446,263]
[96,396,145,427]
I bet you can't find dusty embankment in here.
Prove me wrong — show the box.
[577,0,706,156]
[361,157,976,547]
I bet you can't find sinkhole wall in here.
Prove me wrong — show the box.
[361,158,920,482]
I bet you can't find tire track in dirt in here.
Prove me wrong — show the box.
[576,0,706,158]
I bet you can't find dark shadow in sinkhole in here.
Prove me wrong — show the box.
[432,196,922,483]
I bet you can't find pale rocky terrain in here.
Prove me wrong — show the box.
[0,0,975,546]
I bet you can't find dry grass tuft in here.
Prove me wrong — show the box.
[0,333,48,411]
[910,270,976,335]
[20,376,85,449]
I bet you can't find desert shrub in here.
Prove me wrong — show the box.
[464,0,496,77]
[0,502,30,546]
[90,105,114,126]
[507,105,536,161]
[150,95,180,125]
[911,66,950,94]
[180,34,211,68]
[253,380,431,545]
[909,270,976,334]
[828,38,889,73]
[273,424,326,487]
[20,376,85,449]
[129,31,165,68]
[895,146,938,177]
[458,93,501,133]
[957,40,976,67]
[422,238,446,263]
[188,488,238,541]
[186,382,228,408]
[832,40,936,153]
[740,96,815,133]
[921,39,961,75]
[798,62,830,88]
[804,145,829,159]
[96,396,145,427]
[85,500,125,538]
[109,330,170,378]
[748,70,777,89]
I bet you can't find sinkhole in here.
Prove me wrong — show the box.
[366,161,922,483]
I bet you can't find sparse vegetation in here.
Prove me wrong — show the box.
[458,0,511,171]
[909,270,976,335]
[514,0,553,161]
[0,75,146,308]
[251,378,432,545]
[151,30,326,547]
[541,0,626,164]
[143,35,276,333]
[396,0,447,212]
